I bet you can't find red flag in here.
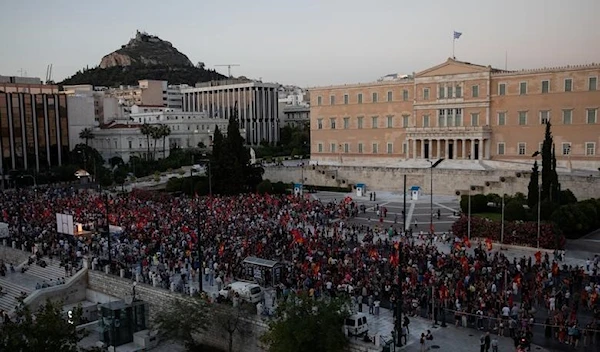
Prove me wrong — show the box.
[485,238,493,251]
[430,223,435,234]
[390,253,399,267]
[218,244,225,256]
[291,229,304,244]
[534,251,542,264]
[463,237,471,248]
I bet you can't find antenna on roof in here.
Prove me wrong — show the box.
[215,64,241,78]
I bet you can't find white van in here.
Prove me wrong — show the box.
[345,313,368,336]
[219,282,264,304]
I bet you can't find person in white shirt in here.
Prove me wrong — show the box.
[549,296,556,311]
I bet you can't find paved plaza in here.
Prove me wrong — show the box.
[312,190,460,234]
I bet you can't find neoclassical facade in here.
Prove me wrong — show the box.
[309,58,600,169]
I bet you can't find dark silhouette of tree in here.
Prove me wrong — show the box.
[0,300,86,352]
[79,128,95,146]
[261,293,349,352]
[527,160,540,209]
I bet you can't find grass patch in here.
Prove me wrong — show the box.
[473,212,502,221]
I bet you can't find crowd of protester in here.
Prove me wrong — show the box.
[0,186,599,349]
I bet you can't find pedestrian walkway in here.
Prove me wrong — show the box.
[350,309,550,352]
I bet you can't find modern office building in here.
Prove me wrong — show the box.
[0,91,69,175]
[309,58,600,170]
[181,80,280,145]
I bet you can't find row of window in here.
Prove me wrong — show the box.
[316,108,598,129]
[316,76,599,105]
[314,141,597,156]
[511,142,596,156]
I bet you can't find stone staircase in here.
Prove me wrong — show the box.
[0,278,30,313]
[0,244,32,267]
[25,260,69,283]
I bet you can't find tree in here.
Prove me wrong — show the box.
[0,300,86,352]
[261,293,349,352]
[215,305,253,352]
[527,160,540,209]
[154,296,209,349]
[505,199,526,221]
[540,122,560,202]
[257,179,274,194]
[551,144,560,201]
[158,124,172,159]
[79,128,95,146]
[151,125,162,160]
[140,123,154,160]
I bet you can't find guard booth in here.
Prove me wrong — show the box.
[356,183,367,197]
[242,257,284,287]
[293,183,303,196]
[98,300,149,348]
[410,186,421,200]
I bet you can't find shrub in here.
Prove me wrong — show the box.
[451,216,564,249]
[256,179,274,194]
[504,199,526,221]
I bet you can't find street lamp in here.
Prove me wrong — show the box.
[467,185,475,240]
[395,242,404,347]
[532,151,541,248]
[499,177,506,246]
[426,160,434,235]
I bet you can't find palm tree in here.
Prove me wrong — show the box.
[79,128,95,146]
[150,126,162,161]
[158,124,171,159]
[140,123,153,160]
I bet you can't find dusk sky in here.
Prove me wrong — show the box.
[1,0,598,87]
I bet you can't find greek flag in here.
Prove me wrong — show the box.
[453,31,462,39]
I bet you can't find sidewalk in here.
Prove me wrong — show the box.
[351,311,550,352]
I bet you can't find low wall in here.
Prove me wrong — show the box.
[23,268,88,311]
[87,271,267,352]
[87,271,374,352]
[264,165,600,200]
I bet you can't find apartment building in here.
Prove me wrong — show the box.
[310,58,600,170]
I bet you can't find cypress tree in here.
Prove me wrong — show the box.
[540,121,553,201]
[527,160,540,209]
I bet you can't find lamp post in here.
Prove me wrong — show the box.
[467,186,474,240]
[500,177,506,245]
[196,194,203,293]
[395,242,404,347]
[532,151,541,248]
[427,160,433,235]
[103,191,112,272]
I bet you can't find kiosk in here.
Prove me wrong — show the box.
[242,257,284,287]
[410,186,421,200]
[293,183,303,196]
[356,183,367,197]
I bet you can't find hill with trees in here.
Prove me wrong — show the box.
[59,30,226,87]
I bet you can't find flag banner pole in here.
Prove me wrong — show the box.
[452,38,455,58]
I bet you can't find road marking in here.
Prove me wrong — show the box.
[406,202,416,231]
[434,202,459,213]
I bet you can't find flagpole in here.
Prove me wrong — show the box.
[452,37,455,59]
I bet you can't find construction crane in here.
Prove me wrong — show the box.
[215,64,240,78]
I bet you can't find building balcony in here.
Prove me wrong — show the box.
[405,125,492,139]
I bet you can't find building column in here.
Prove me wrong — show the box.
[460,139,465,159]
[420,139,425,159]
[470,139,475,160]
[436,139,441,159]
[478,138,484,160]
[412,139,417,159]
[486,139,491,159]
[444,139,449,158]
